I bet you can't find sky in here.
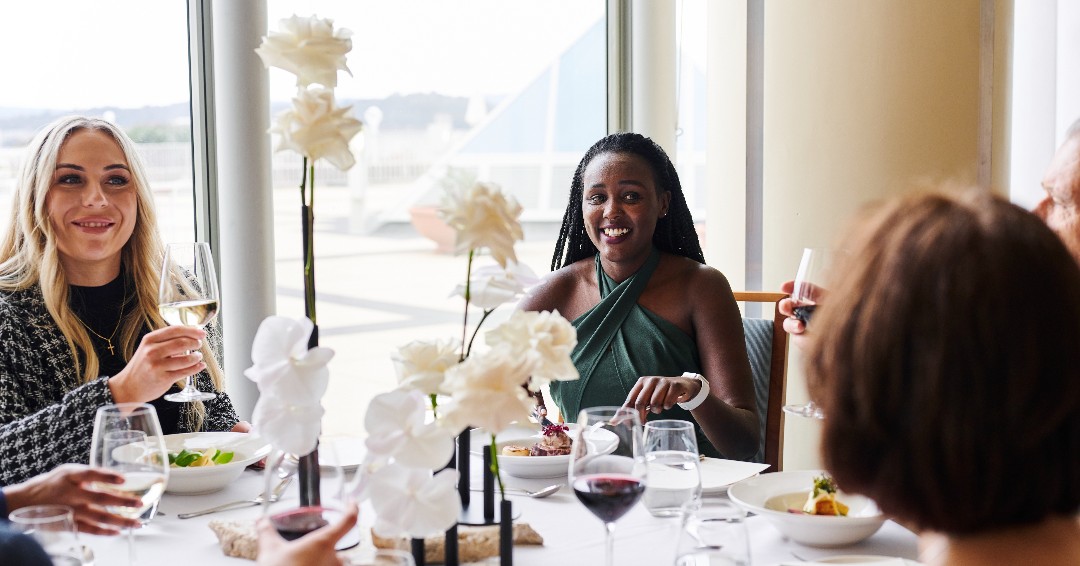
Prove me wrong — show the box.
[0,0,608,110]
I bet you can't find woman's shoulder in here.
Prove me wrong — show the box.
[0,285,45,315]
[658,254,733,291]
[518,259,594,314]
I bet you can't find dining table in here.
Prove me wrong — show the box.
[84,444,920,565]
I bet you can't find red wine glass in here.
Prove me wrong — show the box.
[784,247,834,419]
[569,406,647,566]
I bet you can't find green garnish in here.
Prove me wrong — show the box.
[211,450,234,464]
[812,474,838,497]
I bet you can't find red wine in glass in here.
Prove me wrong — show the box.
[572,474,645,523]
[270,506,337,541]
[793,304,816,325]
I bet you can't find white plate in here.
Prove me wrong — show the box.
[164,432,271,494]
[319,435,366,472]
[470,424,618,479]
[699,458,771,494]
[811,556,920,565]
[728,470,885,548]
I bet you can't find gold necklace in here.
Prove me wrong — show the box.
[72,279,127,356]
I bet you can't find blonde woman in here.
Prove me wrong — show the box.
[0,116,248,485]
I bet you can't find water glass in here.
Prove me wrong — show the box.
[642,420,702,517]
[674,501,750,566]
[8,504,84,566]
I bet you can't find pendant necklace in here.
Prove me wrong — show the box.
[72,278,127,356]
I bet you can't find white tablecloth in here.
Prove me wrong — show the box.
[85,458,919,565]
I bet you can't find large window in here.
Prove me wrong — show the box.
[0,1,196,243]
[265,0,607,434]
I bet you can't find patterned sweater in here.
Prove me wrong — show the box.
[0,285,240,485]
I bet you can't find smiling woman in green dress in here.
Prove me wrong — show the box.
[519,132,758,460]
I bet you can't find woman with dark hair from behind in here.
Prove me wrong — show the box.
[806,188,1080,565]
[520,132,759,460]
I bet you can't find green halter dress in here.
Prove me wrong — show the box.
[549,248,722,458]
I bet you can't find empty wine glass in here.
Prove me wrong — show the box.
[569,406,647,566]
[784,247,834,419]
[675,500,751,566]
[8,505,84,566]
[89,403,169,565]
[642,419,702,517]
[158,242,219,402]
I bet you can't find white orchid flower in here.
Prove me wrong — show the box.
[364,389,455,470]
[391,339,459,395]
[439,350,534,434]
[450,260,539,310]
[369,463,461,539]
[255,14,353,88]
[438,181,523,268]
[270,87,363,171]
[244,316,334,455]
[486,309,579,390]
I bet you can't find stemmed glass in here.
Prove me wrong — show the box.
[8,505,84,566]
[569,406,647,566]
[158,242,219,402]
[89,403,170,565]
[264,438,358,550]
[783,247,833,419]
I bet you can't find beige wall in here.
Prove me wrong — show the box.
[707,0,1004,470]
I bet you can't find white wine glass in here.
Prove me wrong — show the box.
[569,406,647,566]
[8,504,84,566]
[158,242,219,402]
[89,403,169,566]
[784,247,833,419]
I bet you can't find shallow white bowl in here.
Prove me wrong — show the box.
[470,424,618,479]
[164,432,271,494]
[728,469,885,548]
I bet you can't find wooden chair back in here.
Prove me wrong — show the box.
[733,291,789,472]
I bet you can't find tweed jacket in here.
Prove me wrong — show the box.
[0,285,240,485]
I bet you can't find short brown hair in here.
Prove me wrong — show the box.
[807,188,1080,534]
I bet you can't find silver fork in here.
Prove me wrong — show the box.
[177,475,293,519]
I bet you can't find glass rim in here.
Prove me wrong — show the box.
[643,419,695,431]
[96,402,156,416]
[8,504,75,524]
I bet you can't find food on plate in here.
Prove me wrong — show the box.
[501,445,531,456]
[530,423,573,456]
[498,424,575,457]
[793,474,849,516]
[169,447,235,468]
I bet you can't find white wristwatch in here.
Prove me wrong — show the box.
[677,372,710,411]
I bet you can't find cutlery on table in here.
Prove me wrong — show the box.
[469,484,561,499]
[177,475,293,519]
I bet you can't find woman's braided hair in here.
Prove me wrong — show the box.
[551,132,704,271]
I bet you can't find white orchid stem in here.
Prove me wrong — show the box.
[489,433,505,499]
[459,249,475,362]
[465,309,494,358]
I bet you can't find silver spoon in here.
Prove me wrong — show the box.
[470,484,561,499]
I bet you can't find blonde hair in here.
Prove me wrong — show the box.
[1,115,224,427]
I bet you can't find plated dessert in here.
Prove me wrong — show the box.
[501,424,573,457]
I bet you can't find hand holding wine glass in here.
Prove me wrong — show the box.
[782,247,835,420]
[89,403,169,565]
[569,406,647,566]
[158,242,219,402]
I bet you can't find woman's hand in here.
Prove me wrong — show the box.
[108,325,207,404]
[256,502,359,566]
[778,280,807,339]
[2,464,142,535]
[623,374,703,425]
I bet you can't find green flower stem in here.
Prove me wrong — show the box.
[429,393,439,417]
[459,249,475,362]
[489,433,505,500]
[465,309,493,359]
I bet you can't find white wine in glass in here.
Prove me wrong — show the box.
[90,403,169,565]
[158,242,219,402]
[784,247,833,419]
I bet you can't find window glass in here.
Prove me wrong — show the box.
[266,0,606,433]
[0,1,195,243]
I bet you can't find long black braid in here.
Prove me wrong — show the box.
[551,132,704,271]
